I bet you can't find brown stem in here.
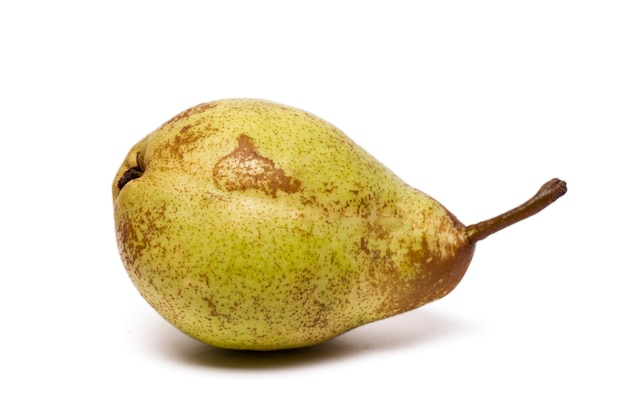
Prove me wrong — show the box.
[466,178,567,243]
[117,152,145,190]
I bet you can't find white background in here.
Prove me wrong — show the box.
[1,1,624,415]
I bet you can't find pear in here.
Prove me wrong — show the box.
[113,99,566,351]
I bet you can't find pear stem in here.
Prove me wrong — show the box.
[466,178,567,243]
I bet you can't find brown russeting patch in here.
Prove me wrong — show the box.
[161,103,217,128]
[213,134,302,197]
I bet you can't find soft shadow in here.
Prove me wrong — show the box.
[144,308,472,370]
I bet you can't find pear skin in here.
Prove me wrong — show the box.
[113,99,566,350]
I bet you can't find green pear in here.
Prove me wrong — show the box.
[113,99,566,350]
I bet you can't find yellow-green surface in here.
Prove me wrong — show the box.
[113,99,474,350]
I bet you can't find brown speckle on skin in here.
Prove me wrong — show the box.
[213,134,302,197]
[203,296,222,318]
